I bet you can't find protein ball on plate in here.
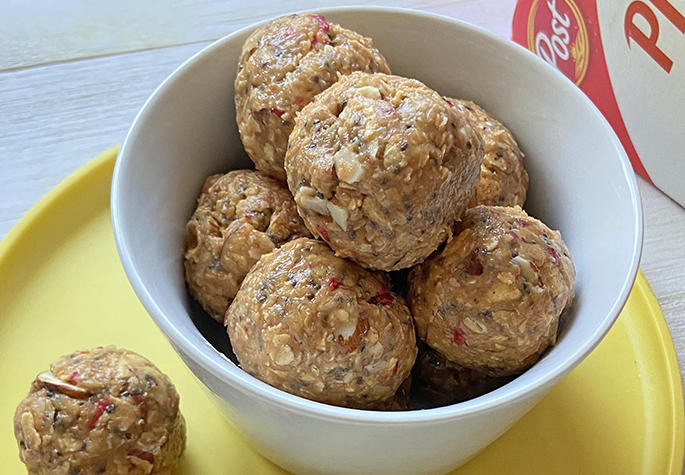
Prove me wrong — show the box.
[413,344,517,408]
[184,170,311,322]
[14,346,186,475]
[286,72,483,271]
[446,98,529,208]
[408,206,575,376]
[226,238,417,409]
[235,13,391,181]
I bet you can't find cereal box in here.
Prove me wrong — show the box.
[512,0,685,205]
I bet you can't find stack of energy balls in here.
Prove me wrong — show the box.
[184,13,575,410]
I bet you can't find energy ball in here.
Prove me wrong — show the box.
[413,344,516,408]
[14,347,185,475]
[445,99,529,208]
[286,72,483,271]
[235,13,391,181]
[226,238,417,409]
[184,170,310,322]
[408,206,575,376]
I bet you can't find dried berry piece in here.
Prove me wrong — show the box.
[89,398,111,429]
[370,285,395,306]
[68,371,80,385]
[328,277,340,291]
[547,246,560,264]
[453,328,467,345]
[316,225,330,241]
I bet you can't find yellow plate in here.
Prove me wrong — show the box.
[1,148,683,474]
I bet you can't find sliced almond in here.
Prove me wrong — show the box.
[272,345,295,366]
[37,371,90,399]
[364,361,387,374]
[334,321,357,341]
[484,237,499,252]
[366,140,379,160]
[295,187,330,215]
[463,317,487,334]
[333,148,363,184]
[327,202,349,231]
[20,412,41,448]
[338,318,369,352]
[511,255,538,283]
[356,86,381,99]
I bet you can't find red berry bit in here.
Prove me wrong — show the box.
[68,371,80,385]
[547,246,560,264]
[295,96,304,105]
[328,277,340,291]
[89,398,111,429]
[310,14,330,33]
[310,14,331,48]
[453,328,467,345]
[443,97,454,107]
[466,250,483,276]
[393,361,399,373]
[506,231,519,243]
[514,219,529,228]
[316,225,329,241]
[270,107,285,118]
[370,285,395,306]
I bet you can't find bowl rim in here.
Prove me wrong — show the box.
[111,5,644,424]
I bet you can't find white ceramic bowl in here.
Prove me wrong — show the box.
[111,7,642,475]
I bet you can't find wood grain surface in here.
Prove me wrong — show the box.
[1,0,684,452]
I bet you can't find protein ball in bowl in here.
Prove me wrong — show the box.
[226,238,417,409]
[235,13,391,181]
[408,206,575,376]
[445,98,529,208]
[14,346,186,475]
[184,170,311,322]
[445,98,528,208]
[413,344,517,408]
[286,72,483,271]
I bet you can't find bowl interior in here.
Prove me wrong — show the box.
[112,7,641,419]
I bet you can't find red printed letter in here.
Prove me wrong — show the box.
[649,0,685,33]
[625,1,673,72]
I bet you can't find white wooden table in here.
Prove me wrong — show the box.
[1,0,684,438]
